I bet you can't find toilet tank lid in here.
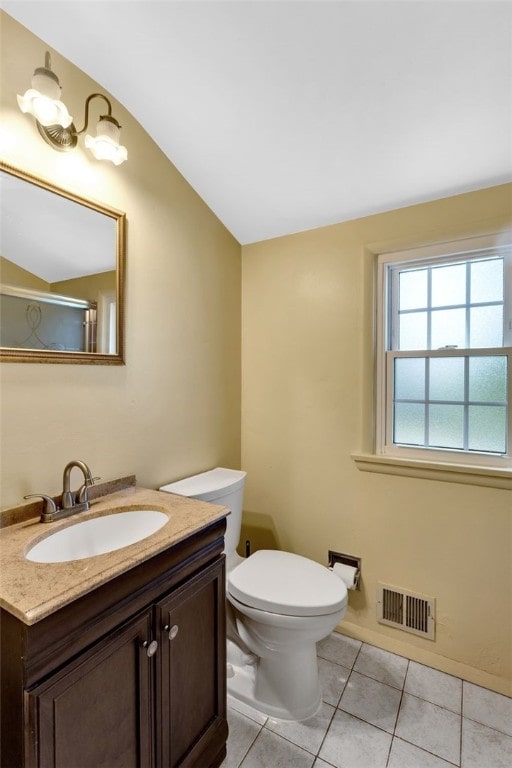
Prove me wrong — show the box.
[159,467,246,502]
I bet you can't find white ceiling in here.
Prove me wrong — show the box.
[1,170,116,282]
[3,0,512,244]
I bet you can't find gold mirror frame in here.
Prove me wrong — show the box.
[0,161,125,365]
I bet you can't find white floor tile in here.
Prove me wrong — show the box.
[405,661,462,714]
[318,709,392,768]
[318,657,350,706]
[225,644,512,768]
[266,701,335,755]
[463,681,512,736]
[395,693,461,764]
[339,671,402,733]
[227,694,268,725]
[240,728,315,767]
[388,737,458,768]
[462,718,512,768]
[353,643,409,690]
[221,709,262,768]
[317,632,361,669]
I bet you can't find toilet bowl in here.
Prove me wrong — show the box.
[159,468,347,720]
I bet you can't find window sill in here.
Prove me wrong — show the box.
[351,453,512,490]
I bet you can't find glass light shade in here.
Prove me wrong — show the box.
[85,117,127,165]
[17,69,73,128]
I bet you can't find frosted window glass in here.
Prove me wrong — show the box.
[470,305,503,347]
[429,357,464,401]
[469,356,508,402]
[395,358,425,400]
[468,406,507,453]
[471,259,503,304]
[398,312,427,350]
[394,403,425,445]
[399,269,427,310]
[428,404,464,449]
[431,263,466,307]
[431,308,466,349]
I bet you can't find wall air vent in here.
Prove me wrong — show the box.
[377,583,435,640]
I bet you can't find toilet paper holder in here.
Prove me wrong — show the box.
[328,550,361,591]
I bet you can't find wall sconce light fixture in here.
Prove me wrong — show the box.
[17,52,127,165]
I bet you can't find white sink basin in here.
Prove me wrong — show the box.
[26,509,169,563]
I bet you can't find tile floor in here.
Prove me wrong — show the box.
[221,632,512,768]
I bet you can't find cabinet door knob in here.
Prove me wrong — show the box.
[164,624,179,640]
[143,640,158,657]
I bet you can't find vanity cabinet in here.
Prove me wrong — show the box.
[1,519,227,768]
[156,561,225,767]
[27,610,154,768]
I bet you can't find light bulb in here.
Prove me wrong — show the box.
[85,116,127,165]
[17,67,72,128]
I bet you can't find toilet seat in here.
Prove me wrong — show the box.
[228,549,347,617]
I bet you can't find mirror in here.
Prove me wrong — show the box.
[0,161,125,364]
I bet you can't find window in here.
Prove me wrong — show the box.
[377,236,512,468]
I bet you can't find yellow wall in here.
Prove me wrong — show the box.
[0,13,241,507]
[242,187,512,696]
[0,256,50,291]
[0,255,115,302]
[52,271,116,304]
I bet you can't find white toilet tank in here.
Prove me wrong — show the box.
[159,467,246,557]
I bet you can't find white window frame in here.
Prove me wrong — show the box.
[376,234,512,470]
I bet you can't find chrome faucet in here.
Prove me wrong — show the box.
[24,460,99,523]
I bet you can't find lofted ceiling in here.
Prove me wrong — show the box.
[3,0,512,244]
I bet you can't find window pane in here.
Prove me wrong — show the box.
[469,356,508,402]
[399,269,427,310]
[471,258,503,304]
[399,312,427,350]
[429,357,465,401]
[398,312,427,349]
[395,358,425,400]
[470,305,503,347]
[431,263,466,307]
[468,406,507,453]
[428,404,464,449]
[394,403,425,445]
[431,308,466,349]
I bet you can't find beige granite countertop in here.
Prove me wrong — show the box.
[0,485,228,626]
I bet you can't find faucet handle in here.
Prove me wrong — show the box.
[77,477,100,504]
[24,494,57,523]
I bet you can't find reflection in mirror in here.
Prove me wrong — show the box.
[0,162,125,364]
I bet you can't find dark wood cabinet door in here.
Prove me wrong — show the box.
[156,558,227,768]
[27,610,154,768]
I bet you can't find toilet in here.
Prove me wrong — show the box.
[159,467,347,721]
